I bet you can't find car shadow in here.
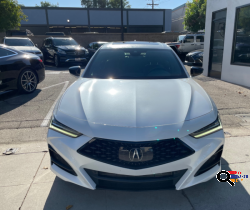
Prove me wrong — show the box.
[0,89,41,116]
[43,158,250,210]
[45,64,86,72]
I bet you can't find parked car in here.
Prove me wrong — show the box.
[2,37,43,60]
[166,34,205,55]
[6,29,34,36]
[185,49,203,66]
[41,37,89,67]
[47,41,224,191]
[87,42,108,58]
[0,44,45,93]
[45,32,65,36]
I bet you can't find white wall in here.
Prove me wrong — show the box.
[204,0,250,88]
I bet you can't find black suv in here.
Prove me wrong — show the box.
[41,37,89,67]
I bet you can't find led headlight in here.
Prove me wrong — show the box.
[49,116,82,138]
[190,115,223,139]
[57,49,66,54]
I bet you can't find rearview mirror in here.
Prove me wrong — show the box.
[69,66,81,76]
[190,67,203,77]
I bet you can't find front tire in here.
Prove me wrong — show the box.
[54,55,61,67]
[18,69,38,94]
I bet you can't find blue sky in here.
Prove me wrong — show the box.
[19,0,187,9]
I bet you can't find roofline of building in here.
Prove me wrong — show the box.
[172,3,186,12]
[20,6,171,11]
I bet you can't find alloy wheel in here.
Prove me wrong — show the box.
[21,71,37,92]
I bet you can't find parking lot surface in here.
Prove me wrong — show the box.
[0,65,250,210]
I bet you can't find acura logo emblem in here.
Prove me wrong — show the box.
[129,148,143,161]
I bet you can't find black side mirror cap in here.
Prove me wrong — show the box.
[190,66,203,77]
[69,66,81,76]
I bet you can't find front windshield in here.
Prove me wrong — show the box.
[177,35,185,42]
[53,39,78,46]
[83,49,187,79]
[5,39,34,46]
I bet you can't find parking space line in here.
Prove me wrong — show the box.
[41,82,68,90]
[45,72,61,74]
[40,81,69,127]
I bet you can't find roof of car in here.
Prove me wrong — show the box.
[46,37,73,39]
[179,34,205,36]
[4,37,30,39]
[102,41,171,49]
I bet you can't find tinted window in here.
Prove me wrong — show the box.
[5,39,34,46]
[44,39,50,46]
[83,49,187,79]
[0,48,15,57]
[93,43,104,49]
[177,35,185,42]
[52,38,78,46]
[88,43,93,49]
[196,36,204,42]
[185,36,194,43]
[232,4,250,65]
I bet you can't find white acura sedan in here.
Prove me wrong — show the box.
[47,41,224,190]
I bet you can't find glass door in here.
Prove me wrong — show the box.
[208,9,227,79]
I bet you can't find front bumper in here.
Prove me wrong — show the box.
[47,129,225,190]
[58,54,88,63]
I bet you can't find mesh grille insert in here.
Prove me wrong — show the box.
[77,138,195,170]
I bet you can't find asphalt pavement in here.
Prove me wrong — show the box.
[0,65,250,210]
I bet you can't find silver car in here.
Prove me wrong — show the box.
[2,37,43,60]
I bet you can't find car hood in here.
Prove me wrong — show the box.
[55,78,217,140]
[57,78,213,126]
[9,46,40,52]
[56,45,86,51]
[188,49,204,55]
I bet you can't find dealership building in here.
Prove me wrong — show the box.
[171,3,186,32]
[203,0,250,88]
[19,7,172,35]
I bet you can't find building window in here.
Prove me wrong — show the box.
[232,4,250,66]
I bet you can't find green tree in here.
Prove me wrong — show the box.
[107,0,131,8]
[81,0,131,8]
[184,0,206,32]
[81,0,107,8]
[0,0,27,32]
[35,1,59,7]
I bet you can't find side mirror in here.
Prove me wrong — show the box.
[69,66,81,76]
[180,40,182,43]
[190,67,203,77]
[35,44,38,47]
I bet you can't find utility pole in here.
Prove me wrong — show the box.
[147,0,159,9]
[121,0,124,41]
